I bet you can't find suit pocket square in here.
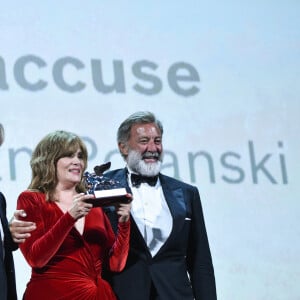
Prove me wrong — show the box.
[185,217,191,221]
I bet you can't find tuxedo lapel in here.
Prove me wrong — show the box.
[0,194,6,229]
[160,175,187,223]
[0,193,9,246]
[152,175,187,256]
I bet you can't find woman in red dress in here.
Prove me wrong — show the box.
[17,130,131,300]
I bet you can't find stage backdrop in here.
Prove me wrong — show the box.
[1,1,299,299]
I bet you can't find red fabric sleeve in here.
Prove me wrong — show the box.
[108,220,130,272]
[17,191,76,268]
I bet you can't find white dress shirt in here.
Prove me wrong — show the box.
[127,170,173,257]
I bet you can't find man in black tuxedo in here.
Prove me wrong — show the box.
[0,123,18,300]
[0,124,36,300]
[104,111,217,300]
[0,192,18,300]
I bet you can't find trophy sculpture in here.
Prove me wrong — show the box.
[83,162,130,207]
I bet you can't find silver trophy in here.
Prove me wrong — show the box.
[83,162,130,207]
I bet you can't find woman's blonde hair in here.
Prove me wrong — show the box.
[29,130,88,201]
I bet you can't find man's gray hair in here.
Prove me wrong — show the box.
[0,123,4,147]
[117,111,163,145]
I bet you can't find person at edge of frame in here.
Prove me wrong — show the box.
[0,123,36,300]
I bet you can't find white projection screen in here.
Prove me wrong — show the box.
[1,2,299,299]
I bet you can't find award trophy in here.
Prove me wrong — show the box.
[83,162,130,207]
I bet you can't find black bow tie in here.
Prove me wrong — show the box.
[131,173,158,188]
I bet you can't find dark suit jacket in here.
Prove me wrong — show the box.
[103,168,217,300]
[0,192,18,300]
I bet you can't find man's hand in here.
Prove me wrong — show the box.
[9,210,36,243]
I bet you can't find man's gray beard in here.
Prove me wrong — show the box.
[127,149,162,177]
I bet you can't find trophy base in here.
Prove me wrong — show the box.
[85,188,130,207]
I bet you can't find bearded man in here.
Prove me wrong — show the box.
[103,111,217,300]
